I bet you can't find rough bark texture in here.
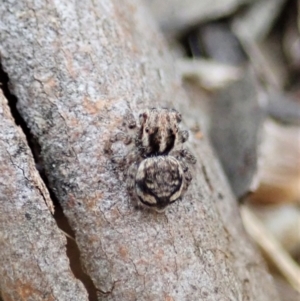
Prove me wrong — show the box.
[0,0,280,300]
[0,91,89,301]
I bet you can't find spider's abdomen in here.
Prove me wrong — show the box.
[135,156,184,211]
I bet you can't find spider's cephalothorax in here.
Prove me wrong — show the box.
[112,107,196,212]
[137,108,189,157]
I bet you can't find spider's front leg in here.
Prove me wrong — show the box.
[107,129,138,171]
[105,109,137,156]
[108,131,134,171]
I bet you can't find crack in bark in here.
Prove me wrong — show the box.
[0,61,98,301]
[97,280,120,297]
[200,162,214,193]
[3,145,55,214]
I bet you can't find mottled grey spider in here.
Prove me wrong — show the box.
[111,107,196,212]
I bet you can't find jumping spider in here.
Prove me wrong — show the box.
[113,108,196,212]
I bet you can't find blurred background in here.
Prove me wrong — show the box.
[146,0,300,299]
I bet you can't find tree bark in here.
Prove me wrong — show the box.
[0,91,89,301]
[0,0,280,300]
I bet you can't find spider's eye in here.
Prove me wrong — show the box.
[139,112,148,125]
[145,128,149,133]
[139,112,148,119]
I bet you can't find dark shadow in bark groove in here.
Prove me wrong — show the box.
[0,60,98,301]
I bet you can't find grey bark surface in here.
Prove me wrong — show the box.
[0,0,280,300]
[0,91,89,301]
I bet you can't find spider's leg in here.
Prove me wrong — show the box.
[178,129,189,144]
[124,109,137,129]
[126,161,141,209]
[127,163,137,194]
[180,148,197,165]
[179,159,193,193]
[126,149,141,166]
[170,148,195,194]
[111,132,133,145]
[170,147,196,165]
[106,130,138,171]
